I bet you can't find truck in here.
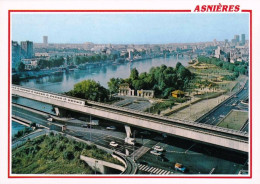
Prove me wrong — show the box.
[174,163,186,173]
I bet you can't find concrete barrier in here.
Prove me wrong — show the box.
[80,155,125,174]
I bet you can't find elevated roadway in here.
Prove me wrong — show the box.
[12,85,249,152]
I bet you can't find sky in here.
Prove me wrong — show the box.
[11,13,249,44]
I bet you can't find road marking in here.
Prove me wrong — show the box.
[166,171,171,175]
[151,168,157,173]
[185,143,196,154]
[162,170,168,175]
[159,170,165,174]
[143,167,150,172]
[209,168,215,174]
[148,167,154,172]
[139,165,146,170]
[156,169,162,174]
[153,168,159,173]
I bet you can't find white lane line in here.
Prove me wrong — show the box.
[156,169,162,174]
[162,170,168,175]
[209,168,215,174]
[143,167,150,172]
[148,167,154,172]
[139,165,146,170]
[185,143,196,153]
[159,170,165,175]
[166,171,171,175]
[153,168,159,173]
[151,168,157,173]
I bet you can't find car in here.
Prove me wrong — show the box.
[106,126,116,130]
[150,150,162,156]
[174,163,187,173]
[81,124,89,128]
[109,141,118,147]
[140,131,151,135]
[47,117,53,122]
[153,145,164,152]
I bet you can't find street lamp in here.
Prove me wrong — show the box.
[95,160,98,174]
[89,115,92,141]
[132,130,136,161]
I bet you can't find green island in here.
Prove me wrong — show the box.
[12,133,122,174]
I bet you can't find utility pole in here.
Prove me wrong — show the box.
[132,130,136,161]
[95,160,98,174]
[90,115,92,141]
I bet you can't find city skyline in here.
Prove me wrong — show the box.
[12,13,249,44]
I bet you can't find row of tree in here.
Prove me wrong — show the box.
[108,63,194,98]
[198,56,248,77]
[74,54,119,65]
[37,57,65,69]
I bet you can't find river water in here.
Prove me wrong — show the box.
[12,121,27,137]
[18,56,190,92]
[12,56,190,126]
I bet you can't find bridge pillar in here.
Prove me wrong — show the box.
[53,106,68,117]
[124,125,132,138]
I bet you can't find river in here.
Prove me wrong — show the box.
[12,56,190,126]
[18,56,190,92]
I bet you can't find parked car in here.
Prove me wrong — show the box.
[150,150,162,156]
[174,163,187,173]
[153,145,164,152]
[106,126,116,130]
[47,117,53,122]
[109,141,118,147]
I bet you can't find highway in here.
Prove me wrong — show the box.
[12,85,249,151]
[198,81,249,130]
[12,104,248,175]
[12,104,141,155]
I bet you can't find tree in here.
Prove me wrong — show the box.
[16,62,25,72]
[66,79,109,102]
[130,68,139,80]
[108,78,124,94]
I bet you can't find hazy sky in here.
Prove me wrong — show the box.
[11,13,249,44]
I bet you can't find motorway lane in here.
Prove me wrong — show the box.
[12,105,141,155]
[198,81,249,126]
[12,104,248,175]
[66,127,141,155]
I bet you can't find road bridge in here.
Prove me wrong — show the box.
[12,85,249,153]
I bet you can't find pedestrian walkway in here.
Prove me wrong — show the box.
[131,146,150,160]
[137,163,174,175]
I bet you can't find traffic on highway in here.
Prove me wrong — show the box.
[12,102,248,175]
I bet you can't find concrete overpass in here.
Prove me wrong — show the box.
[12,85,249,153]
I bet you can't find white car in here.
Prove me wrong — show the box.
[106,126,116,130]
[109,141,118,147]
[47,117,53,122]
[153,145,164,152]
[150,150,162,156]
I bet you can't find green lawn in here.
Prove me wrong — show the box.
[217,110,248,130]
[12,133,122,174]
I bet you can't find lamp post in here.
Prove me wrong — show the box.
[90,115,92,141]
[132,130,136,161]
[95,160,98,174]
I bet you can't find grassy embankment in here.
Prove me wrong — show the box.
[217,110,248,130]
[12,133,122,174]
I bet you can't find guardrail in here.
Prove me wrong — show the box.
[196,80,248,123]
[12,85,248,138]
